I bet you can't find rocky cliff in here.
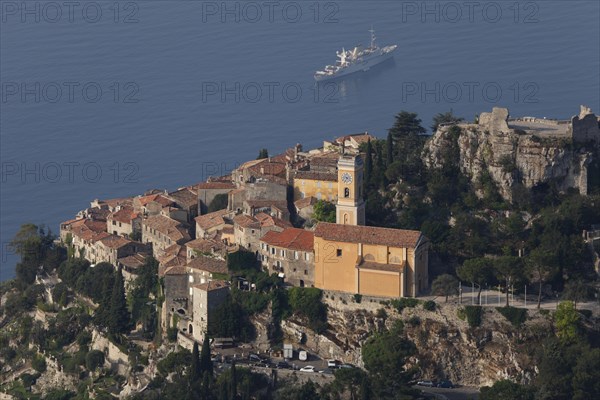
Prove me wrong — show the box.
[423,107,595,201]
[282,296,553,387]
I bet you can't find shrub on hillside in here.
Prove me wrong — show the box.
[462,306,482,327]
[423,300,436,311]
[390,298,420,313]
[496,306,528,327]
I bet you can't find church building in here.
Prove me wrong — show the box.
[313,153,429,298]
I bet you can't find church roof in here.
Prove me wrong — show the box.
[314,222,423,249]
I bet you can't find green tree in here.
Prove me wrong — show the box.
[480,379,535,400]
[85,350,105,372]
[199,335,213,376]
[431,110,464,132]
[526,248,558,308]
[312,200,336,223]
[493,256,523,307]
[572,347,600,400]
[362,321,416,397]
[257,148,269,159]
[190,341,201,383]
[562,279,593,309]
[554,301,580,343]
[387,111,426,184]
[108,267,130,335]
[431,274,458,302]
[386,131,393,167]
[457,258,494,304]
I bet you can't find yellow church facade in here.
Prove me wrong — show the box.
[311,152,429,298]
[313,223,429,298]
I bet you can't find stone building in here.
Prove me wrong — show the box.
[233,212,291,251]
[107,206,140,238]
[194,209,232,239]
[258,227,315,287]
[186,256,229,288]
[167,187,199,223]
[323,132,374,154]
[189,280,230,342]
[141,214,191,258]
[292,170,338,202]
[195,181,235,214]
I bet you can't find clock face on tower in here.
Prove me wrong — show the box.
[341,172,353,184]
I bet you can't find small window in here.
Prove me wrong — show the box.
[317,181,321,188]
[304,269,308,275]
[112,221,116,226]
[344,188,350,198]
[328,182,332,189]
[294,251,299,260]
[336,249,342,257]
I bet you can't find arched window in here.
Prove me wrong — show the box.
[189,324,193,334]
[390,256,401,264]
[344,188,350,198]
[364,254,375,261]
[343,213,349,224]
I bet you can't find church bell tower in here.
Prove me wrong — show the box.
[336,154,365,226]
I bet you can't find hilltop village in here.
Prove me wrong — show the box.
[59,131,430,348]
[2,105,600,398]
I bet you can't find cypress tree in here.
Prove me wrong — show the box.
[190,341,201,383]
[364,139,373,190]
[386,131,394,167]
[108,266,130,335]
[230,361,237,399]
[199,335,213,376]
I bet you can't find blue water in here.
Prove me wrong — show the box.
[1,0,599,279]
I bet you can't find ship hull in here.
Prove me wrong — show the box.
[314,48,396,82]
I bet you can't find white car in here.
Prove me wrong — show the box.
[299,365,316,373]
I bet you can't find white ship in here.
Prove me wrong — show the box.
[314,28,397,82]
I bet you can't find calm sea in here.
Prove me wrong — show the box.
[1,0,599,279]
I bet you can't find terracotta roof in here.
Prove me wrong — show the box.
[143,215,190,242]
[85,207,111,221]
[294,171,337,182]
[294,196,317,209]
[195,209,230,231]
[187,256,228,274]
[314,222,423,248]
[94,197,133,209]
[195,182,235,190]
[233,214,260,229]
[255,212,292,229]
[193,280,230,292]
[168,188,198,208]
[90,231,111,243]
[118,253,146,269]
[109,207,139,224]
[222,226,234,234]
[163,265,187,276]
[137,194,174,208]
[186,238,226,253]
[99,235,132,249]
[260,228,314,252]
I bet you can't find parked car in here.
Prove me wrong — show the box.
[299,365,316,373]
[276,361,291,369]
[327,359,340,368]
[437,380,454,388]
[339,363,355,369]
[417,380,435,387]
[249,354,262,363]
[319,368,334,375]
